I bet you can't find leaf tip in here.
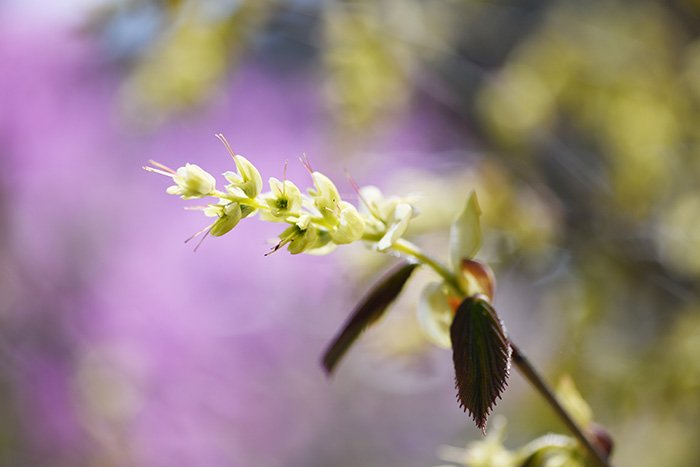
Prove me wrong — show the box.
[467,190,482,216]
[319,262,419,376]
[320,349,340,377]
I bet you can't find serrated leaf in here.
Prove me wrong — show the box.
[450,295,511,432]
[322,262,418,374]
[449,191,482,272]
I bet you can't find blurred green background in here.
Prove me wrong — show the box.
[1,0,700,466]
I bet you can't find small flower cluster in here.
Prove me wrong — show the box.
[144,134,417,253]
[146,134,505,433]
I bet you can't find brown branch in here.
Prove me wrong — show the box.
[510,342,612,467]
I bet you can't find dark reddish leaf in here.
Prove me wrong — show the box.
[450,295,511,432]
[321,262,418,375]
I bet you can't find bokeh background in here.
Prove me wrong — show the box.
[2,1,700,466]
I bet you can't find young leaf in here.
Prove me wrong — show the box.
[416,282,454,349]
[460,259,496,302]
[321,262,419,374]
[588,423,614,459]
[556,375,593,429]
[449,191,482,272]
[450,295,511,432]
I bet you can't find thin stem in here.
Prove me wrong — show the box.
[391,239,464,295]
[510,343,611,467]
[387,238,611,467]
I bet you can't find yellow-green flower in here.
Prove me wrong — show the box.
[330,201,365,244]
[359,186,418,249]
[204,201,243,237]
[270,214,326,255]
[224,154,263,199]
[216,133,263,198]
[309,171,341,223]
[376,202,414,251]
[145,161,216,199]
[260,177,303,222]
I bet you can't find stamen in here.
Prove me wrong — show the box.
[345,170,362,197]
[184,223,213,248]
[215,133,236,160]
[148,160,177,174]
[346,170,381,219]
[193,228,212,252]
[299,153,314,173]
[282,160,289,196]
[143,166,175,178]
[264,239,288,256]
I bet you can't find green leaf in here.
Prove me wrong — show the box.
[449,191,482,272]
[450,295,511,432]
[416,282,453,349]
[321,262,419,374]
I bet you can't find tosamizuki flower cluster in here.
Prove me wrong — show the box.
[145,134,490,353]
[146,133,508,434]
[145,134,418,255]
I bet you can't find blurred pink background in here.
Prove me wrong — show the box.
[5,1,700,466]
[0,4,469,466]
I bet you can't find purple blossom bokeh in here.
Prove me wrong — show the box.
[0,9,471,467]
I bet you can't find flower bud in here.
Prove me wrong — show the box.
[459,259,496,303]
[166,163,216,199]
[588,423,614,459]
